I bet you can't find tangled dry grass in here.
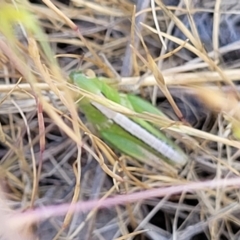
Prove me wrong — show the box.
[1,0,240,239]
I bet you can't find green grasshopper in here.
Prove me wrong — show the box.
[70,71,188,168]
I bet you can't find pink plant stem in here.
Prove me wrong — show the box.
[10,177,240,227]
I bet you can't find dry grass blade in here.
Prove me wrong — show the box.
[1,0,240,239]
[151,0,166,49]
[213,0,221,60]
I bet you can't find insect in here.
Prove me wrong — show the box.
[70,71,188,168]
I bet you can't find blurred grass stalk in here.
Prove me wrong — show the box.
[0,2,82,146]
[0,2,84,238]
